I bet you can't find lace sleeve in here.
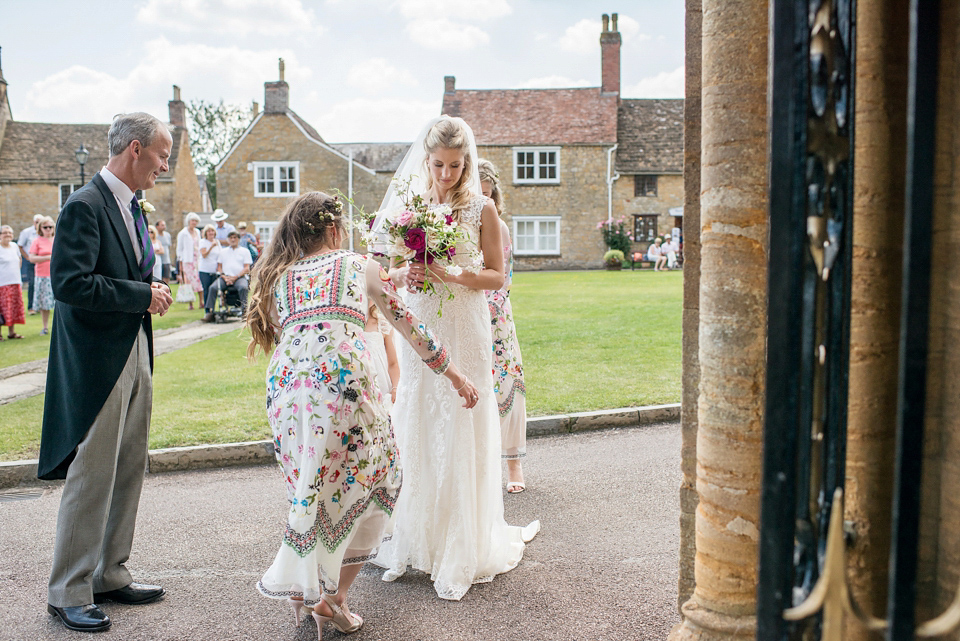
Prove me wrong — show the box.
[365,257,449,374]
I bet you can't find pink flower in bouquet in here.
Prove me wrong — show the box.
[396,209,415,226]
[404,227,426,251]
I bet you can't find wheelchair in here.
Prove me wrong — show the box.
[211,277,245,324]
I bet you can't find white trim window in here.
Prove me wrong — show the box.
[254,161,300,197]
[58,183,79,209]
[254,221,279,246]
[513,216,560,255]
[512,147,560,184]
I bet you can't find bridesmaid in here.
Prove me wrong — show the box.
[246,191,477,640]
[479,159,529,493]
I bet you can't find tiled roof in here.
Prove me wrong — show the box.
[0,121,187,182]
[442,87,619,145]
[331,142,411,173]
[615,99,684,174]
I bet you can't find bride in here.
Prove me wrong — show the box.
[372,115,539,600]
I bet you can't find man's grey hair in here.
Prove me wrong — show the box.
[108,112,171,157]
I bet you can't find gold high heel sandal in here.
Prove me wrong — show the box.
[320,593,363,635]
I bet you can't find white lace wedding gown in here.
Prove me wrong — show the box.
[373,195,539,600]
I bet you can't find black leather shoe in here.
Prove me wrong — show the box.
[94,582,165,605]
[47,604,111,632]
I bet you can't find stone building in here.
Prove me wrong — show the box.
[215,60,402,248]
[441,13,684,270]
[0,60,201,235]
[671,1,960,639]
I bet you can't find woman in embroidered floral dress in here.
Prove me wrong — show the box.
[478,159,528,493]
[374,116,539,601]
[246,192,478,639]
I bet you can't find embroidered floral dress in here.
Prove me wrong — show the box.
[257,250,450,605]
[373,196,538,601]
[486,219,527,459]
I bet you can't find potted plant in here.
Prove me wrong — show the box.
[604,249,624,271]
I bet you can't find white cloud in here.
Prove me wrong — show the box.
[514,75,592,89]
[346,58,418,93]
[394,0,512,20]
[622,66,685,99]
[405,18,490,49]
[559,15,645,54]
[137,0,321,36]
[21,38,311,124]
[305,96,439,143]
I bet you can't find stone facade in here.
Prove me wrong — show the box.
[0,182,60,232]
[144,126,202,231]
[615,173,684,250]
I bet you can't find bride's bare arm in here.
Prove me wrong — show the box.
[366,257,478,408]
[426,198,505,291]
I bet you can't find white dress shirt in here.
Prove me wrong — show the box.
[99,167,142,262]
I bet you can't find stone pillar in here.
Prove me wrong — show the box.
[843,0,909,634]
[678,0,702,611]
[927,0,960,621]
[670,0,768,637]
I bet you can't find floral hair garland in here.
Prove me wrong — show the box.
[304,197,344,234]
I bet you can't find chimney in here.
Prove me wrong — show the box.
[168,84,186,127]
[444,75,456,93]
[252,101,259,117]
[600,12,621,96]
[264,58,289,113]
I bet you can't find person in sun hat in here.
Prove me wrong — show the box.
[211,209,235,246]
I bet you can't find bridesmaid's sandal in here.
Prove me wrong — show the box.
[288,598,312,626]
[506,481,525,494]
[320,593,363,634]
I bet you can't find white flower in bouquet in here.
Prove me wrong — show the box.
[392,237,416,261]
[445,265,463,277]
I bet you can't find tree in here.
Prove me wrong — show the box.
[186,99,254,208]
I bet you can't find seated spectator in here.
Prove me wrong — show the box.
[663,237,679,269]
[646,238,667,272]
[0,225,26,339]
[203,230,251,321]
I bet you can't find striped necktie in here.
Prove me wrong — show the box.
[130,197,156,280]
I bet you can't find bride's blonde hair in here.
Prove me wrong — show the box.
[422,117,474,220]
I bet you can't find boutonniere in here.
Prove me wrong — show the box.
[138,199,156,214]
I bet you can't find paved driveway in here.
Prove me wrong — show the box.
[0,423,681,640]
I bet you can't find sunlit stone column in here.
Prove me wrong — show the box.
[678,0,702,611]
[843,0,909,634]
[670,0,768,637]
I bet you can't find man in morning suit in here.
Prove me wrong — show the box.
[39,112,174,633]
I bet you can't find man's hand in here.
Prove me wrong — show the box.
[224,275,236,286]
[148,282,173,316]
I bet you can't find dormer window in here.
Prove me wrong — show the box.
[513,147,560,185]
[254,161,300,197]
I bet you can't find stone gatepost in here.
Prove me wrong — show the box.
[670,0,769,638]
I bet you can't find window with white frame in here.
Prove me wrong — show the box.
[254,221,279,246]
[59,183,79,209]
[513,147,560,184]
[254,162,300,197]
[513,216,560,255]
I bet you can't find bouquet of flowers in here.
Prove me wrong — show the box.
[360,177,477,311]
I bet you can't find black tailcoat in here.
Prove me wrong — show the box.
[38,173,156,480]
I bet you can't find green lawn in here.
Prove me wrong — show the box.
[0,285,208,370]
[0,270,682,461]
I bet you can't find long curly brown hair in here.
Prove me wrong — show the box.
[246,192,345,359]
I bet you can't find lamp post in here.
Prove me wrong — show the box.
[75,142,89,186]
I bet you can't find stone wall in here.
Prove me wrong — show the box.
[614,173,684,253]
[0,182,62,233]
[216,113,392,250]
[479,144,611,270]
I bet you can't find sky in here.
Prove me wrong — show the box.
[0,0,685,143]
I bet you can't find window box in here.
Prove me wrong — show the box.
[254,161,300,197]
[512,147,560,184]
[513,216,560,255]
